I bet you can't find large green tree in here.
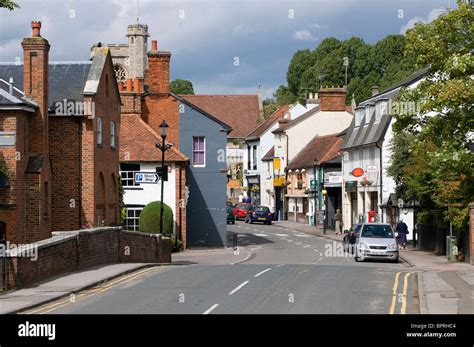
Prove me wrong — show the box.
[389,1,474,229]
[277,34,416,105]
[170,79,194,95]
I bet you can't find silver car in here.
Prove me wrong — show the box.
[355,223,399,262]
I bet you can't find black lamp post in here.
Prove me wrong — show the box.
[155,120,173,236]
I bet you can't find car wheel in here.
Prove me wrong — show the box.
[232,221,235,224]
[268,221,272,225]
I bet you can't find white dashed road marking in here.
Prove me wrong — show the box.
[229,281,250,295]
[203,304,219,315]
[254,268,272,277]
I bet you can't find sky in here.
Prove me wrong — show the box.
[0,0,452,98]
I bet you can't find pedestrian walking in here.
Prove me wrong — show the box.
[395,219,409,249]
[334,209,343,235]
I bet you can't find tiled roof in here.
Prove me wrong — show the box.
[287,133,344,170]
[262,146,275,161]
[181,94,261,138]
[246,105,289,141]
[120,114,189,162]
[342,68,429,150]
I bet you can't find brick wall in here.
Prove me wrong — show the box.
[49,116,81,231]
[175,163,187,249]
[5,226,171,288]
[319,87,347,112]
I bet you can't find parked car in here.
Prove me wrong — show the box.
[226,206,236,224]
[233,203,252,220]
[226,201,235,208]
[245,205,272,225]
[354,223,399,262]
[343,223,362,253]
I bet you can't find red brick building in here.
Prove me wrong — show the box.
[0,22,121,243]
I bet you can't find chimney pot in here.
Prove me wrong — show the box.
[371,85,380,96]
[126,78,133,92]
[133,78,140,92]
[8,77,14,95]
[31,21,41,37]
[151,40,157,51]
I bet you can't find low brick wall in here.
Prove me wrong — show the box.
[4,227,171,289]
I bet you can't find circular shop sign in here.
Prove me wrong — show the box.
[352,167,364,177]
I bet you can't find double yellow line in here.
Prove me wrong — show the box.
[23,266,159,314]
[389,271,414,314]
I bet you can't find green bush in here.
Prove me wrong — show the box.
[170,236,183,253]
[139,201,173,234]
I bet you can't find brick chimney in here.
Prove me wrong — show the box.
[145,39,171,96]
[318,86,347,112]
[22,21,50,153]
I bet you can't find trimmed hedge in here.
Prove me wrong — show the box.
[139,201,173,234]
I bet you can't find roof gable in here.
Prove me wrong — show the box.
[246,105,289,141]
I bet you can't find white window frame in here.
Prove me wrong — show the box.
[192,136,206,167]
[97,117,103,146]
[110,121,116,148]
[124,206,143,231]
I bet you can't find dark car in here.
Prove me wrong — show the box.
[226,206,236,224]
[343,223,362,253]
[233,203,252,220]
[245,205,272,225]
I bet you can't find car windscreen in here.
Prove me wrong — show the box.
[361,225,394,238]
[254,207,270,212]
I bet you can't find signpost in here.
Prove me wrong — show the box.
[134,172,160,184]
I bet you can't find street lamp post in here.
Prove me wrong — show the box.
[322,189,328,235]
[155,120,173,236]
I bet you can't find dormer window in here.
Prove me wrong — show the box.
[355,107,364,127]
[375,100,388,121]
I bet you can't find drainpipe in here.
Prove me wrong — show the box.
[376,141,383,223]
[283,132,289,221]
[178,164,183,249]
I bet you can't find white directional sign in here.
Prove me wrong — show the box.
[134,172,160,184]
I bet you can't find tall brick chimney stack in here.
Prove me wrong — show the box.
[21,21,50,153]
[318,86,347,112]
[145,39,171,97]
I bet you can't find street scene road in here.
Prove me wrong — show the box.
[24,222,418,314]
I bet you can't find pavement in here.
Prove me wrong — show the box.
[1,220,471,314]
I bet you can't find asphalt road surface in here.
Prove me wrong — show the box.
[24,221,419,314]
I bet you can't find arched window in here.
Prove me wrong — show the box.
[114,64,126,83]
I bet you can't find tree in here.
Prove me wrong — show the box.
[0,0,19,10]
[170,79,194,95]
[278,34,416,105]
[262,98,279,119]
[389,1,474,229]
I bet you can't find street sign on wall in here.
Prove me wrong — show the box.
[351,167,364,177]
[134,172,160,184]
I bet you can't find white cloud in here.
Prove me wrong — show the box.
[399,7,446,34]
[292,30,316,41]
